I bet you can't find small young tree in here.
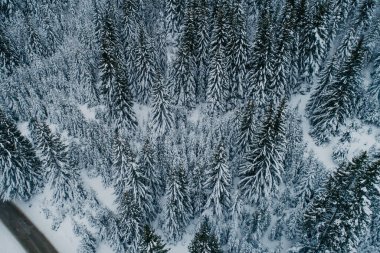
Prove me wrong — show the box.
[139,225,170,253]
[188,217,222,253]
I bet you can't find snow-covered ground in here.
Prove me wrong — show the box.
[0,220,26,253]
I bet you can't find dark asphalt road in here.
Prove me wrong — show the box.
[0,202,59,253]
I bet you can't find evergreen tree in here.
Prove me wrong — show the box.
[247,6,273,106]
[164,165,191,241]
[303,153,380,252]
[206,3,229,113]
[0,110,43,201]
[188,217,222,253]
[138,138,161,219]
[99,8,137,130]
[238,101,286,203]
[165,0,184,33]
[236,100,256,154]
[226,0,248,105]
[0,23,20,75]
[151,74,174,133]
[308,38,365,143]
[132,26,157,104]
[119,191,143,252]
[204,141,231,217]
[170,32,196,108]
[112,134,153,221]
[139,225,170,253]
[298,1,329,89]
[29,120,84,212]
[306,55,338,118]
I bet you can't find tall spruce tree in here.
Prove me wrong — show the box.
[164,165,191,241]
[138,138,161,220]
[99,8,137,130]
[0,110,43,201]
[204,141,231,218]
[238,101,286,203]
[236,100,256,154]
[119,191,143,252]
[226,0,248,105]
[308,38,365,143]
[247,6,273,106]
[303,153,380,252]
[298,1,329,89]
[0,23,20,75]
[206,2,229,113]
[29,120,84,212]
[132,26,157,104]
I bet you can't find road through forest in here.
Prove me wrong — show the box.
[0,201,59,253]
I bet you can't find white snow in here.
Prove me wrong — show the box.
[78,104,97,121]
[82,173,117,212]
[15,197,81,253]
[0,220,27,253]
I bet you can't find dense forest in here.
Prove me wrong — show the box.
[1,0,380,252]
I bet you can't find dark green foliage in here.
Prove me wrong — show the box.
[303,153,380,252]
[139,225,170,253]
[204,141,231,217]
[308,38,365,143]
[119,191,143,251]
[236,100,256,153]
[0,23,20,75]
[164,165,191,241]
[29,119,84,213]
[247,6,273,106]
[188,217,222,253]
[239,100,287,203]
[0,109,43,201]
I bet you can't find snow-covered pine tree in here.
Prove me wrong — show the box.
[112,72,138,131]
[354,0,377,33]
[193,0,210,101]
[0,110,43,201]
[0,22,20,75]
[99,7,137,131]
[305,55,337,118]
[112,134,134,204]
[238,100,286,203]
[139,225,170,253]
[118,190,143,252]
[132,26,157,104]
[226,0,248,105]
[74,223,98,253]
[298,0,329,89]
[247,5,273,106]
[112,133,153,221]
[165,0,184,34]
[309,37,365,143]
[138,137,161,220]
[204,140,231,218]
[188,217,222,253]
[151,73,174,133]
[89,207,125,253]
[170,14,196,108]
[121,0,140,41]
[29,120,84,213]
[164,164,191,241]
[303,153,380,252]
[206,2,229,113]
[236,100,256,154]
